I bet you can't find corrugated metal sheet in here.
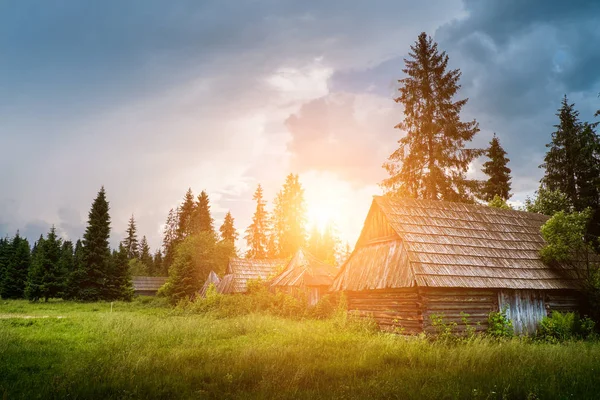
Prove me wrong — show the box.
[270,248,338,288]
[333,196,585,291]
[199,271,220,297]
[226,258,288,293]
[132,276,168,294]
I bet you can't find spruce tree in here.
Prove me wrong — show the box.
[138,236,153,272]
[272,174,307,258]
[177,189,196,239]
[540,96,600,242]
[122,215,139,259]
[152,249,165,276]
[481,134,512,201]
[0,236,13,296]
[0,233,30,299]
[193,190,215,236]
[78,186,112,301]
[106,244,134,301]
[25,227,64,302]
[245,184,270,258]
[219,211,238,261]
[382,32,481,201]
[162,208,178,271]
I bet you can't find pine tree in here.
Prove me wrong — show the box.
[138,236,153,272]
[25,227,64,302]
[177,189,196,239]
[152,249,165,276]
[0,233,30,299]
[0,236,13,296]
[245,184,270,258]
[193,190,215,236]
[481,134,512,201]
[219,211,238,259]
[64,239,83,300]
[106,244,134,301]
[162,208,178,271]
[273,174,307,258]
[540,96,600,242]
[307,223,339,265]
[382,32,481,201]
[122,215,139,259]
[77,186,112,301]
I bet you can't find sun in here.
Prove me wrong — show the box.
[307,202,337,233]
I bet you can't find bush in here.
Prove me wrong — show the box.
[537,311,596,342]
[487,308,513,338]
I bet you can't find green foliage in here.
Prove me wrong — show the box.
[177,188,196,239]
[382,32,482,202]
[77,186,112,301]
[192,190,215,236]
[539,209,592,264]
[25,227,65,302]
[0,233,31,299]
[3,299,600,399]
[524,187,572,216]
[122,215,139,259]
[271,174,307,258]
[138,235,153,272]
[245,184,269,258]
[307,221,340,265]
[219,211,238,245]
[537,311,596,342]
[481,134,512,201]
[487,308,514,339]
[488,194,512,210]
[128,258,149,276]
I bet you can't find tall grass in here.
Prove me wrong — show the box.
[1,299,600,399]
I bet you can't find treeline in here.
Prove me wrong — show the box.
[159,176,343,303]
[0,188,132,301]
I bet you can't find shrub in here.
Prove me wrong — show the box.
[487,308,513,338]
[537,311,596,342]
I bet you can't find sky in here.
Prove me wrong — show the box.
[1,0,599,252]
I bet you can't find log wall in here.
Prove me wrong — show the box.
[346,289,422,333]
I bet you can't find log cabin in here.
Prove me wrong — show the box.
[219,258,287,294]
[270,248,338,306]
[132,276,168,296]
[332,196,583,335]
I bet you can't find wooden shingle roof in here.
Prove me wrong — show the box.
[270,248,338,288]
[225,258,287,293]
[333,196,583,291]
[132,276,168,292]
[199,271,221,297]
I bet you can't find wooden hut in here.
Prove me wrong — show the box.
[219,258,287,294]
[132,276,168,296]
[199,271,221,297]
[270,248,338,305]
[332,196,583,335]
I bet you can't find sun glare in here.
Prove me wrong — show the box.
[303,172,345,234]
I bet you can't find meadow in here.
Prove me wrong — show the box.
[2,298,600,400]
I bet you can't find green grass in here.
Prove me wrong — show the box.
[1,299,600,399]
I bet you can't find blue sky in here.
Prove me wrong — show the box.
[1,0,599,251]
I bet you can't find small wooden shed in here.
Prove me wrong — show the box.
[132,276,168,296]
[332,196,582,335]
[219,258,287,294]
[199,271,221,297]
[270,248,339,305]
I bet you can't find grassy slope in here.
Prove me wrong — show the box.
[1,299,600,400]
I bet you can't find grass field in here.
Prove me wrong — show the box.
[2,299,600,399]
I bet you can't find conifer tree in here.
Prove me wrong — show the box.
[481,134,512,201]
[382,32,481,201]
[193,190,215,236]
[0,236,13,295]
[540,96,600,241]
[152,249,165,276]
[219,211,237,245]
[138,236,153,272]
[307,223,339,265]
[177,189,196,239]
[245,184,270,258]
[77,186,112,301]
[162,208,178,271]
[106,244,134,301]
[122,215,139,259]
[0,233,30,299]
[272,174,307,258]
[26,227,64,302]
[64,239,83,300]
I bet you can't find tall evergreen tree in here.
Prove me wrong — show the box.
[77,186,112,301]
[219,211,237,245]
[138,236,153,272]
[26,227,64,302]
[307,222,339,265]
[64,239,84,300]
[481,134,512,201]
[382,32,481,202]
[106,244,134,301]
[272,174,307,258]
[245,184,270,258]
[1,233,30,299]
[177,189,196,239]
[540,96,600,242]
[0,236,13,296]
[193,190,215,236]
[162,208,178,271]
[152,249,165,276]
[122,215,139,259]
